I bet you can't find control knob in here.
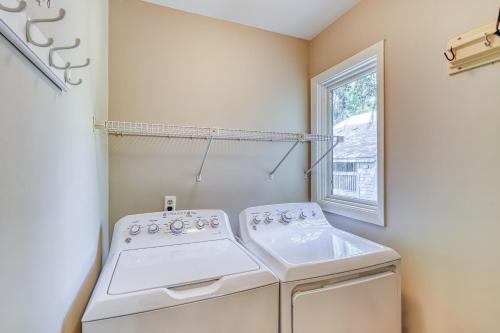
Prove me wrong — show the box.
[148,223,159,234]
[253,216,263,225]
[196,220,206,230]
[281,212,293,224]
[170,219,185,234]
[129,225,141,236]
[265,216,274,224]
[299,211,310,220]
[210,218,220,228]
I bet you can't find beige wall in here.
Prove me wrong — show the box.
[0,1,108,332]
[109,0,309,231]
[310,1,500,332]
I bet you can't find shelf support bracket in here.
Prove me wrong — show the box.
[269,141,301,180]
[93,117,106,131]
[304,137,343,179]
[196,137,214,182]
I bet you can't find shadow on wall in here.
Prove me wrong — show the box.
[61,231,102,333]
[402,293,423,333]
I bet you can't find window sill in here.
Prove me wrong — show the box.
[318,198,384,226]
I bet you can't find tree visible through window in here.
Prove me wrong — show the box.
[331,72,377,123]
[329,72,377,203]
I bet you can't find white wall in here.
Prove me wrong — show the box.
[0,1,108,332]
[109,0,309,231]
[309,0,500,332]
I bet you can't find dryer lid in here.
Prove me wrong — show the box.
[108,239,259,295]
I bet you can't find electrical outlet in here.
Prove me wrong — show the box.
[164,196,176,212]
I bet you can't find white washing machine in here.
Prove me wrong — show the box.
[83,209,279,333]
[239,202,401,333]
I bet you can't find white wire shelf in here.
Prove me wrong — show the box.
[94,119,343,181]
[96,120,337,142]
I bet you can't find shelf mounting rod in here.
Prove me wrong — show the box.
[196,137,214,182]
[269,141,301,179]
[304,137,343,178]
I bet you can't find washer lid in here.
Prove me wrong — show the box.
[258,228,383,265]
[247,226,400,282]
[108,239,259,295]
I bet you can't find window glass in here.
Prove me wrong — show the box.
[328,71,377,204]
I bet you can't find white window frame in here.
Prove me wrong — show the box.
[311,40,385,226]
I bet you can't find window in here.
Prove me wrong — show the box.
[311,41,385,226]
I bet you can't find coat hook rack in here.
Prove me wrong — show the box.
[26,8,65,48]
[49,38,80,70]
[0,0,26,12]
[0,3,69,89]
[444,7,500,75]
[64,58,90,85]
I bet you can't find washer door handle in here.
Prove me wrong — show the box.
[165,278,223,300]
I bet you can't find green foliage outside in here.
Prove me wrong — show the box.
[330,72,377,124]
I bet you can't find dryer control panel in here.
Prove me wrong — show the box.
[239,202,329,234]
[111,210,233,250]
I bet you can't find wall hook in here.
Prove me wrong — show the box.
[26,8,66,48]
[64,58,90,86]
[0,0,26,12]
[68,58,90,69]
[444,47,456,61]
[64,68,82,86]
[49,38,80,70]
[484,33,492,47]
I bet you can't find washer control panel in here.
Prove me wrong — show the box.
[113,210,232,250]
[239,202,328,233]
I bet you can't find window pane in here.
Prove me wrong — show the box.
[329,72,377,203]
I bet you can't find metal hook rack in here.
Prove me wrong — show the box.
[1,3,91,90]
[94,119,343,182]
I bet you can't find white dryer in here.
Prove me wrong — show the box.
[83,209,278,333]
[239,202,401,333]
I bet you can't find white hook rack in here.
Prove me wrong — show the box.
[1,3,90,90]
[0,4,66,89]
[94,120,343,182]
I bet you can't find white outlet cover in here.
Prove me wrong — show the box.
[164,196,176,211]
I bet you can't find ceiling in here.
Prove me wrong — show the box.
[142,0,360,40]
